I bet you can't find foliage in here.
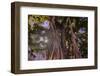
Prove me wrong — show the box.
[28,15,49,23]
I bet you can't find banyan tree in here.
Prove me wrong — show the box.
[28,15,88,60]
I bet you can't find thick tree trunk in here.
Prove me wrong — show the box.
[69,20,82,58]
[47,17,64,59]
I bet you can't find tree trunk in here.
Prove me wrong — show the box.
[47,17,64,59]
